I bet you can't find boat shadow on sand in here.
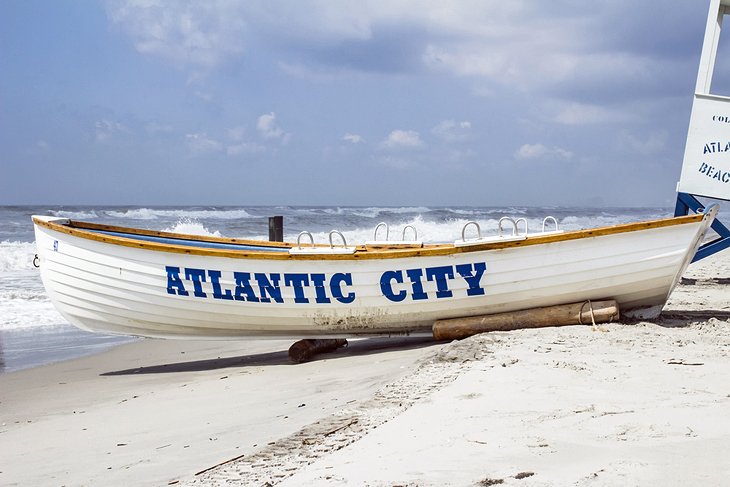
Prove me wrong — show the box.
[101,336,437,376]
[100,308,730,376]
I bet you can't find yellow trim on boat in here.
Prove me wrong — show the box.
[32,214,705,261]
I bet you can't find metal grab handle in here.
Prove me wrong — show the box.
[373,222,389,241]
[461,221,482,241]
[329,230,348,248]
[498,217,518,236]
[296,231,315,249]
[402,225,418,242]
[542,216,559,232]
[515,218,528,235]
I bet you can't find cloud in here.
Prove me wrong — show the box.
[379,155,417,170]
[105,1,698,104]
[185,132,222,155]
[277,62,349,82]
[515,143,573,161]
[226,125,247,141]
[381,129,423,149]
[194,91,213,102]
[431,120,471,141]
[257,112,290,143]
[619,130,668,156]
[185,127,271,157]
[145,122,174,135]
[551,102,634,125]
[95,120,128,142]
[226,142,265,156]
[23,140,50,156]
[414,3,697,100]
[343,133,364,144]
[225,125,265,155]
[106,0,246,69]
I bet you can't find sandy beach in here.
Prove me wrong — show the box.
[1,251,729,486]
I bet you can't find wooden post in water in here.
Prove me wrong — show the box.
[268,215,283,242]
[432,300,620,341]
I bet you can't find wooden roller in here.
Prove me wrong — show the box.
[288,338,348,363]
[432,300,620,341]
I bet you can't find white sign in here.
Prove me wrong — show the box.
[677,94,730,201]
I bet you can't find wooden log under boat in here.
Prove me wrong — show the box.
[432,300,620,341]
[288,339,348,363]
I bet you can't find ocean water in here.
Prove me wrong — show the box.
[0,205,675,373]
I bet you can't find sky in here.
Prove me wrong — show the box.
[1,0,729,207]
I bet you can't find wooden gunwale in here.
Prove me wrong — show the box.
[65,219,295,248]
[32,214,705,261]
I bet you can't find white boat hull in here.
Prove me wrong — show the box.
[32,209,716,339]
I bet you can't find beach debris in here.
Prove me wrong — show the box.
[666,359,704,366]
[432,300,620,341]
[479,472,539,484]
[515,471,535,479]
[288,339,348,363]
[323,418,358,438]
[194,453,246,476]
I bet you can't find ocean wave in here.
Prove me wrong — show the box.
[559,213,664,230]
[0,288,49,301]
[353,206,433,218]
[292,211,659,245]
[392,206,431,213]
[161,219,222,237]
[0,288,66,330]
[0,304,66,330]
[48,210,99,219]
[105,208,254,220]
[442,208,480,216]
[299,216,514,244]
[293,206,433,219]
[0,241,37,272]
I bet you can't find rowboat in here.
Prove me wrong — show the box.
[32,0,730,341]
[32,208,717,339]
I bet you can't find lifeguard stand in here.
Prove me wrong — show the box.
[675,0,730,261]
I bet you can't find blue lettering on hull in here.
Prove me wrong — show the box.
[164,262,488,304]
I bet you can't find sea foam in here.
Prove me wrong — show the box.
[0,289,65,330]
[48,210,100,219]
[0,241,37,272]
[162,219,222,237]
[296,214,573,245]
[105,208,253,220]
